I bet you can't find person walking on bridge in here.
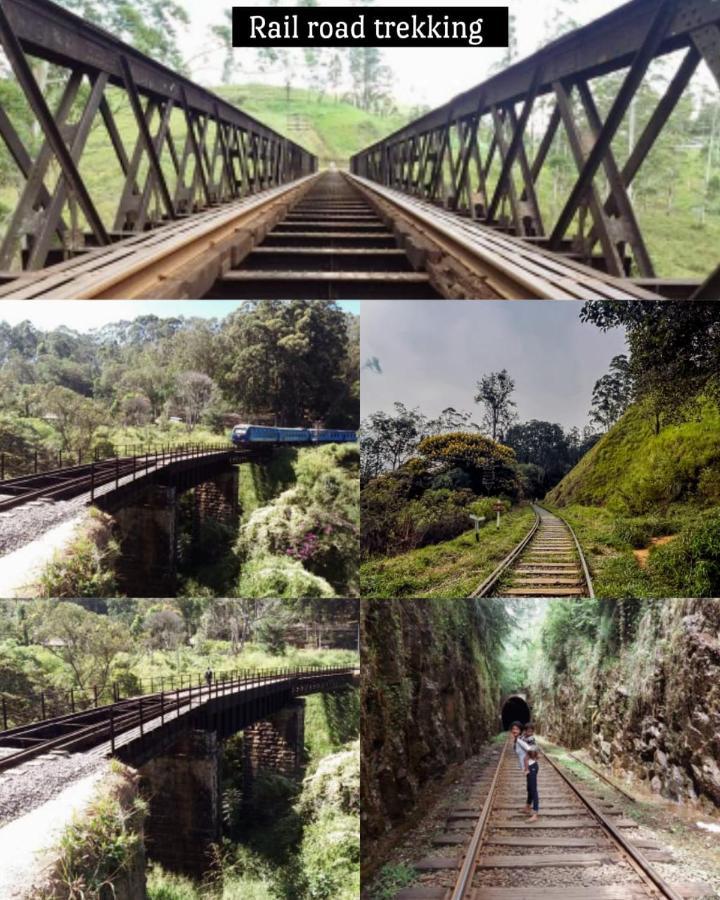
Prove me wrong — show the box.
[205,668,213,689]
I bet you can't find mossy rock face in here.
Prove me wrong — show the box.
[532,599,720,809]
[361,600,505,860]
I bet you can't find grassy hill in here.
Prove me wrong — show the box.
[547,399,720,514]
[215,83,410,167]
[545,398,720,597]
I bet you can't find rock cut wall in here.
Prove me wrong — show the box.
[361,599,502,862]
[534,599,720,809]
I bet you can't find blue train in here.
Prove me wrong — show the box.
[230,424,357,446]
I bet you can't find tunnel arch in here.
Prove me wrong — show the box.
[501,695,531,730]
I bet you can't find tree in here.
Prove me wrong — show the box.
[220,300,354,427]
[143,608,185,650]
[418,432,520,497]
[120,392,153,426]
[581,301,720,424]
[589,355,634,432]
[174,371,216,431]
[210,10,239,85]
[349,48,391,112]
[35,602,132,695]
[474,370,517,441]
[360,403,427,479]
[44,385,106,451]
[328,53,344,101]
[57,0,189,70]
[505,420,572,493]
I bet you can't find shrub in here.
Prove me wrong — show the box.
[32,766,146,899]
[648,510,720,597]
[610,515,672,550]
[236,555,335,599]
[38,511,119,598]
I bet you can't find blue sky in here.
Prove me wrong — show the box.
[0,300,360,331]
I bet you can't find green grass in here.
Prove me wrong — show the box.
[130,642,358,687]
[548,502,719,597]
[542,397,720,596]
[216,84,410,167]
[0,81,409,248]
[360,506,536,598]
[546,400,720,514]
[237,447,302,522]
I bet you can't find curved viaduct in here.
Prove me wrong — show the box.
[0,666,359,876]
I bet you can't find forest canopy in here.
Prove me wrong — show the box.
[0,301,359,473]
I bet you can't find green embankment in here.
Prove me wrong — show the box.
[360,505,536,598]
[216,84,410,166]
[545,399,720,597]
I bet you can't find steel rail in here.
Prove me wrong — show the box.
[471,508,541,598]
[450,739,509,900]
[567,751,639,803]
[346,174,662,300]
[541,744,684,900]
[0,175,320,299]
[0,446,232,512]
[0,0,316,273]
[450,737,682,900]
[537,504,596,599]
[350,0,720,290]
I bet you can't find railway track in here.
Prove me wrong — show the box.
[473,505,594,599]
[397,738,710,900]
[206,170,440,299]
[0,667,356,774]
[0,169,667,301]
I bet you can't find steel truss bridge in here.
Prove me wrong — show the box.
[0,0,717,299]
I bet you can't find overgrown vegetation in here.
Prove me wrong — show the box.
[37,510,120,599]
[0,600,359,727]
[174,443,360,599]
[361,505,534,599]
[31,763,147,899]
[0,303,358,479]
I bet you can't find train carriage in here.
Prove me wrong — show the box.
[231,425,356,446]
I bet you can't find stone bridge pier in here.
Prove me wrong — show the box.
[139,699,306,878]
[192,468,239,531]
[141,730,221,877]
[242,699,306,802]
[110,467,240,597]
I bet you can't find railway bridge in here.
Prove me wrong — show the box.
[0,443,268,595]
[0,665,359,877]
[0,0,717,299]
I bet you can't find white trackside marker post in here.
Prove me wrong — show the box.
[469,514,486,542]
[493,501,504,529]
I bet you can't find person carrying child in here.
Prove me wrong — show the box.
[516,722,539,821]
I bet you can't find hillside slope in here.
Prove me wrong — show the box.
[547,399,720,515]
[215,84,410,166]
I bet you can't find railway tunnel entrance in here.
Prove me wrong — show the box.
[501,694,531,730]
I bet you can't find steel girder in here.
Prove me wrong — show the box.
[350,0,720,290]
[0,0,317,271]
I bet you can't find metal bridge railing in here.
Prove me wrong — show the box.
[0,665,358,733]
[0,0,317,272]
[0,443,229,484]
[350,0,720,296]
